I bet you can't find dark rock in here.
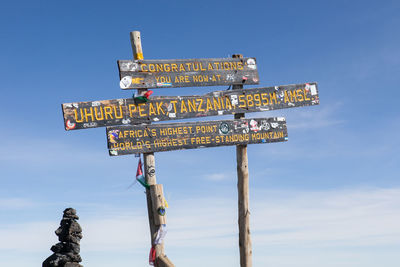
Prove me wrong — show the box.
[43,208,83,267]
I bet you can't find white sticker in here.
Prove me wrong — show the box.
[169,113,176,118]
[230,95,238,106]
[110,150,118,156]
[121,62,138,71]
[310,84,317,95]
[277,117,285,121]
[218,110,224,115]
[246,58,257,70]
[120,76,132,89]
[270,122,279,128]
[122,119,131,124]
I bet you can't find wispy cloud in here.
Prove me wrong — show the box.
[0,198,35,209]
[203,172,235,181]
[1,187,399,266]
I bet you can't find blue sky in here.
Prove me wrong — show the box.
[1,0,400,266]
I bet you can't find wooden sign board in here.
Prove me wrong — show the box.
[118,57,259,89]
[62,82,318,131]
[106,117,288,156]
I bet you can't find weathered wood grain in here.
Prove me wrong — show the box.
[150,185,167,226]
[106,117,288,156]
[117,57,259,89]
[62,82,318,130]
[232,54,253,267]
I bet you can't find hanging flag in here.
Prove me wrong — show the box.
[149,246,156,265]
[136,157,149,188]
[154,224,167,245]
[162,196,169,208]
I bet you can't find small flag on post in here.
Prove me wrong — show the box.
[136,157,149,188]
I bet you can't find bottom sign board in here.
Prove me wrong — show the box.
[107,117,288,156]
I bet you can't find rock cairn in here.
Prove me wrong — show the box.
[43,208,83,267]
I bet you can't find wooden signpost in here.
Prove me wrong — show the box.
[61,30,320,267]
[118,57,259,89]
[62,83,319,130]
[106,117,288,155]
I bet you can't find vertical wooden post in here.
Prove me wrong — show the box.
[233,54,252,267]
[130,31,173,267]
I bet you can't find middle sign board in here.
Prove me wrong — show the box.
[118,57,259,89]
[62,82,319,131]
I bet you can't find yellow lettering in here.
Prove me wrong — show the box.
[296,89,304,102]
[149,103,156,116]
[196,98,205,112]
[74,109,84,123]
[253,94,261,106]
[225,97,233,110]
[303,88,310,101]
[270,92,278,104]
[113,106,123,119]
[180,100,188,113]
[238,95,246,108]
[138,104,146,117]
[208,63,213,70]
[104,106,113,120]
[84,107,94,121]
[246,94,254,107]
[206,98,213,112]
[284,91,290,103]
[156,64,164,72]
[156,102,165,115]
[223,62,230,70]
[94,107,104,120]
[289,90,298,102]
[213,97,221,110]
[187,99,197,112]
[128,104,137,117]
[171,64,178,72]
[131,77,144,84]
[140,64,148,72]
[261,93,269,105]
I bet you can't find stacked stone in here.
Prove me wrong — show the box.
[43,208,83,267]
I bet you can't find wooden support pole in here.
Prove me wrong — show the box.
[130,31,173,267]
[233,54,252,267]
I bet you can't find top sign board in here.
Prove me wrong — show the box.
[118,57,259,89]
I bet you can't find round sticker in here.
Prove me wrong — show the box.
[66,120,76,130]
[120,76,132,89]
[219,122,230,134]
[157,206,166,216]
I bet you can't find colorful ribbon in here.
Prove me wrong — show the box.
[149,246,156,265]
[136,157,149,188]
